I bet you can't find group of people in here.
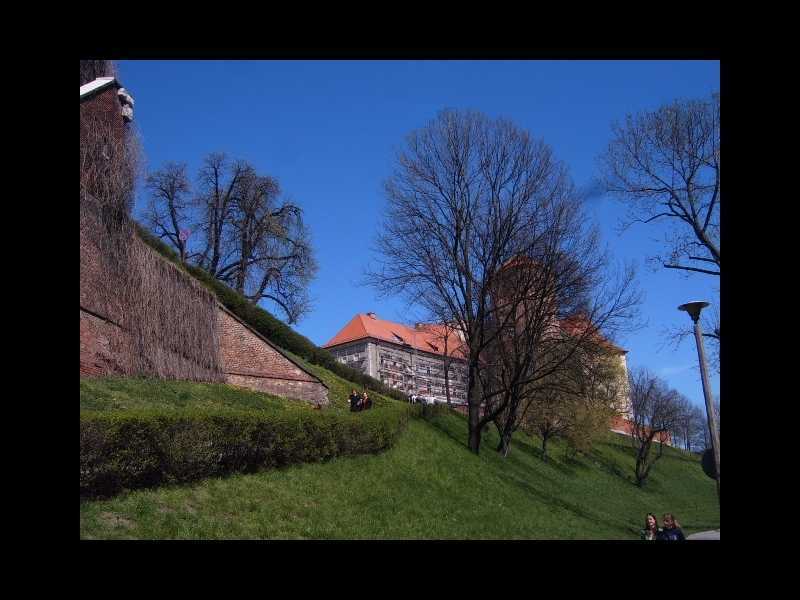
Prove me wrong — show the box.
[640,513,686,541]
[349,389,373,412]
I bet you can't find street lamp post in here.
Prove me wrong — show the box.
[678,301,720,504]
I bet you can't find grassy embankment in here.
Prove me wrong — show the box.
[80,377,718,539]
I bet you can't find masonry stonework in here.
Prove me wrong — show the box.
[217,308,329,405]
[80,309,130,377]
[80,84,125,146]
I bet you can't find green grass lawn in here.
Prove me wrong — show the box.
[80,377,304,413]
[80,409,719,540]
[80,367,398,415]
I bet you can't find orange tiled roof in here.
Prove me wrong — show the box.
[324,312,624,358]
[323,313,468,359]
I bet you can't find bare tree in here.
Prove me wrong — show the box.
[421,320,464,406]
[145,163,192,263]
[145,153,317,324]
[687,404,707,452]
[599,93,720,276]
[628,368,683,486]
[670,396,715,454]
[600,93,720,369]
[225,169,317,323]
[368,109,639,454]
[484,250,639,458]
[194,153,249,276]
[669,395,696,452]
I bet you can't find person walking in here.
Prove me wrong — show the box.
[640,513,660,540]
[656,513,686,541]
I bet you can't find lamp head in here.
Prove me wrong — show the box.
[678,300,710,323]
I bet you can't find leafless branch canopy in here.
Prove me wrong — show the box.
[599,93,720,277]
[367,109,641,454]
[627,368,686,485]
[143,153,318,324]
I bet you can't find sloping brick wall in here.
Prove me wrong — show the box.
[217,308,328,405]
[80,204,223,381]
[80,82,327,405]
[80,216,328,404]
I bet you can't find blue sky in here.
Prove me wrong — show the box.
[118,59,720,410]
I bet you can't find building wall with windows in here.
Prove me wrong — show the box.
[327,338,468,404]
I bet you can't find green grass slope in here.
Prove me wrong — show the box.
[80,377,304,413]
[80,409,719,540]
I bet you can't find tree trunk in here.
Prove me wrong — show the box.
[496,417,514,458]
[497,429,512,457]
[468,415,481,454]
[542,435,549,463]
[467,363,482,454]
[635,436,658,486]
[444,360,452,406]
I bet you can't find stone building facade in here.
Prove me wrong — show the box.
[323,313,468,404]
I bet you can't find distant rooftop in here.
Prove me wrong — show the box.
[324,313,467,359]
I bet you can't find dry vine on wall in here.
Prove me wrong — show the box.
[80,97,224,382]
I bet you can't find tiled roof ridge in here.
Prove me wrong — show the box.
[324,312,467,359]
[326,311,625,357]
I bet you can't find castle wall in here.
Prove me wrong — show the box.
[217,308,328,405]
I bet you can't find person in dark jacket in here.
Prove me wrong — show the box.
[349,389,361,412]
[362,391,372,410]
[656,513,686,541]
[640,513,660,540]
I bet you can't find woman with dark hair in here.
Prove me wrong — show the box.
[656,513,686,541]
[640,513,660,540]
[362,391,372,410]
[349,389,361,412]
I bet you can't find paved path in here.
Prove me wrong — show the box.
[687,530,720,540]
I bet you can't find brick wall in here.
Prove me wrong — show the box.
[80,307,224,381]
[80,308,131,376]
[80,84,124,145]
[610,415,672,445]
[217,308,329,405]
[80,229,328,404]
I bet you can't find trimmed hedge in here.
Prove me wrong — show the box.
[81,402,414,498]
[133,224,407,403]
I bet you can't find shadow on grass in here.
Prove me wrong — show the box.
[495,470,638,539]
[510,438,578,478]
[586,449,636,486]
[419,415,476,451]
